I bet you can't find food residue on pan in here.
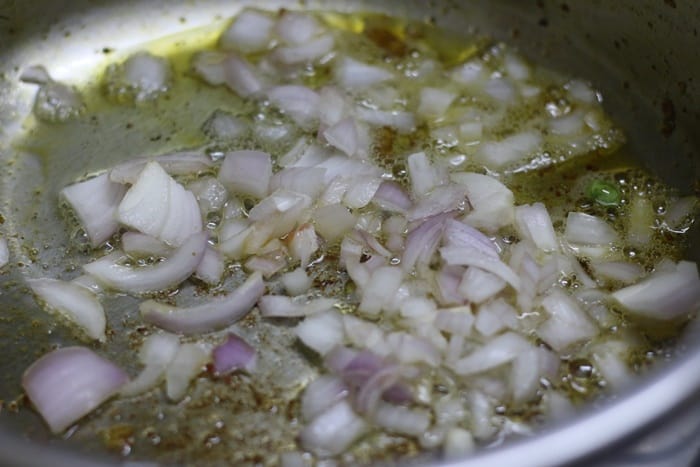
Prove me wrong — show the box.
[6,8,700,466]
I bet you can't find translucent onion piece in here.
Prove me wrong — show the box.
[565,212,618,245]
[83,232,208,294]
[212,333,256,375]
[28,278,106,342]
[194,247,225,285]
[372,181,413,213]
[334,57,394,90]
[611,261,700,320]
[120,333,180,396]
[33,79,84,122]
[514,202,558,252]
[537,289,598,351]
[121,52,171,101]
[372,402,430,437]
[451,172,515,232]
[296,311,344,355]
[453,332,532,375]
[109,151,214,185]
[440,245,521,291]
[323,117,359,157]
[0,237,8,268]
[300,400,368,457]
[267,85,320,129]
[271,34,335,65]
[220,9,275,53]
[301,375,349,422]
[355,107,415,134]
[22,347,128,433]
[116,161,203,246]
[475,131,542,169]
[140,271,265,335]
[121,232,172,258]
[274,10,323,45]
[19,64,51,84]
[417,87,456,118]
[165,343,210,401]
[60,173,126,247]
[222,54,264,98]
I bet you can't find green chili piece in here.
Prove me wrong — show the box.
[587,180,620,206]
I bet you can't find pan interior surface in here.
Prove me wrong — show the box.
[0,1,698,466]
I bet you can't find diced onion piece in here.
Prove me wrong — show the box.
[188,176,228,215]
[402,212,453,272]
[451,60,487,84]
[20,65,51,84]
[323,117,359,157]
[451,172,514,231]
[314,204,357,242]
[141,271,265,334]
[407,151,446,198]
[109,151,214,185]
[267,85,320,129]
[537,289,598,351]
[117,161,202,247]
[275,10,322,45]
[334,57,394,90]
[442,219,499,259]
[28,278,106,342]
[343,176,382,209]
[212,333,256,374]
[120,333,180,396]
[245,251,288,278]
[565,212,618,245]
[475,132,542,169]
[271,167,327,199]
[218,219,252,259]
[218,150,272,199]
[474,298,519,337]
[407,184,468,222]
[359,267,403,316]
[372,402,430,437]
[372,181,413,213]
[121,52,171,101]
[0,237,8,268]
[627,196,655,247]
[453,332,531,375]
[301,375,349,421]
[355,107,415,134]
[192,51,227,85]
[220,9,275,53]
[222,55,264,97]
[272,34,335,65]
[165,343,210,401]
[296,311,344,355]
[84,232,208,294]
[444,428,476,460]
[122,232,171,258]
[590,340,633,391]
[417,87,456,118]
[514,202,558,252]
[458,267,506,304]
[195,247,225,285]
[289,224,319,268]
[22,347,128,433]
[435,307,475,336]
[300,400,367,457]
[258,295,337,318]
[590,261,644,284]
[611,261,700,320]
[60,173,126,247]
[440,245,520,290]
[33,80,83,122]
[281,268,313,295]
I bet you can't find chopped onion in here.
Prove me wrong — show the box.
[192,51,227,85]
[402,212,454,272]
[474,298,519,337]
[218,150,272,199]
[372,402,430,437]
[267,85,320,129]
[258,295,337,318]
[60,173,126,247]
[275,10,323,45]
[590,261,644,284]
[334,57,394,90]
[458,267,507,304]
[611,261,700,320]
[475,131,542,169]
[417,87,456,118]
[537,289,598,351]
[22,347,128,433]
[442,219,499,259]
[407,151,447,198]
[322,117,359,157]
[358,267,404,316]
[300,400,367,457]
[453,332,531,375]
[222,54,264,98]
[435,307,475,336]
[121,232,172,258]
[195,247,225,285]
[450,172,514,232]
[121,333,180,396]
[33,79,84,122]
[28,278,106,342]
[355,107,415,134]
[120,52,171,101]
[313,204,357,242]
[372,181,413,213]
[165,343,210,401]
[19,64,51,85]
[627,196,655,247]
[590,340,633,391]
[280,268,313,295]
[271,34,335,65]
[289,224,319,268]
[514,202,558,252]
[565,212,618,245]
[141,271,265,334]
[109,151,214,185]
[220,9,275,53]
[212,333,256,374]
[301,375,349,421]
[440,245,520,291]
[444,428,476,460]
[84,232,208,294]
[116,161,202,247]
[271,167,327,198]
[407,184,468,222]
[296,311,344,355]
[188,176,228,215]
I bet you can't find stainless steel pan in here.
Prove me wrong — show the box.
[0,1,698,465]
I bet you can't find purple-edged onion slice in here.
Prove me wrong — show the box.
[83,232,208,294]
[212,333,257,375]
[140,271,265,334]
[22,347,128,433]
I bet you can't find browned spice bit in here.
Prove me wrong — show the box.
[365,27,408,57]
[101,424,135,452]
